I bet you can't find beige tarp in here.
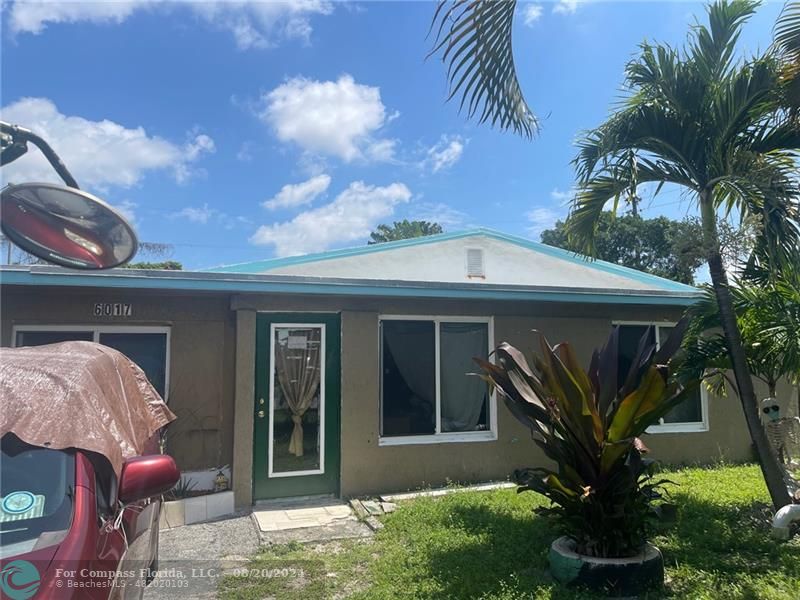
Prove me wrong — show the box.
[0,341,176,476]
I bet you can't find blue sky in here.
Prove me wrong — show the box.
[1,0,785,270]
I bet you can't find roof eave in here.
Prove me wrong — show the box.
[0,266,702,306]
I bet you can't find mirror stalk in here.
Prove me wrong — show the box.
[0,121,80,189]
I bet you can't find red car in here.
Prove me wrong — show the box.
[0,342,179,599]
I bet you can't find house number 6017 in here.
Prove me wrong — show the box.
[93,303,132,317]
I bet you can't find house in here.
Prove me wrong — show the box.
[1,229,792,508]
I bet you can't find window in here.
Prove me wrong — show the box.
[615,322,708,433]
[380,316,495,445]
[13,326,170,399]
[1,434,75,553]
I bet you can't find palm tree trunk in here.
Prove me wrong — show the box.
[699,193,792,509]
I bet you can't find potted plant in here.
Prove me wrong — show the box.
[475,321,697,595]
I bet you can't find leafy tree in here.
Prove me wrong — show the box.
[125,242,180,269]
[368,220,443,244]
[431,0,800,508]
[540,213,705,284]
[123,260,183,270]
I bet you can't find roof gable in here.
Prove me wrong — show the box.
[209,228,696,294]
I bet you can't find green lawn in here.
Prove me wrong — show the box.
[219,464,800,599]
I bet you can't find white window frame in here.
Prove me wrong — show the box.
[378,315,497,446]
[613,320,709,434]
[267,322,326,478]
[11,324,171,401]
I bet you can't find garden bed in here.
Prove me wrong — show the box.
[219,464,800,599]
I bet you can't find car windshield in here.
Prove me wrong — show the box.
[0,434,74,558]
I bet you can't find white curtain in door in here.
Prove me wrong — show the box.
[275,328,321,457]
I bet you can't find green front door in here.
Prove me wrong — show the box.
[253,313,340,500]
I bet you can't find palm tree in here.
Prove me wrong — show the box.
[775,2,800,113]
[431,0,800,508]
[682,271,800,404]
[568,1,800,509]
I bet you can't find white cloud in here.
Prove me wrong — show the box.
[260,74,395,162]
[8,0,334,49]
[170,203,250,230]
[190,1,334,49]
[262,174,331,211]
[171,204,216,224]
[365,139,398,163]
[425,135,465,173]
[522,4,544,26]
[183,133,215,161]
[550,187,576,202]
[526,207,563,239]
[250,181,412,256]
[410,202,469,228]
[8,0,146,34]
[236,141,255,162]
[0,97,213,189]
[553,0,580,15]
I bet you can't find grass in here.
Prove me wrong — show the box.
[219,464,800,599]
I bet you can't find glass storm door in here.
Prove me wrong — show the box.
[253,314,340,500]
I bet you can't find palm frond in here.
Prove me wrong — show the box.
[775,2,800,112]
[689,0,759,79]
[625,42,708,117]
[429,0,538,137]
[775,2,800,58]
[567,162,684,255]
[712,57,782,152]
[574,103,705,186]
[682,274,800,394]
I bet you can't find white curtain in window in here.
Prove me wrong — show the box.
[440,323,488,432]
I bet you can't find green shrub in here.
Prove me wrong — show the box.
[475,322,698,558]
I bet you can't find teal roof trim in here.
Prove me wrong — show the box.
[0,267,700,306]
[208,228,696,294]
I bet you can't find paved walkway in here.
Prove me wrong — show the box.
[252,495,373,544]
[253,495,354,531]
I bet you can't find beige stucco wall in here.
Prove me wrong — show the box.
[233,293,761,497]
[336,306,761,497]
[0,286,236,473]
[4,284,787,504]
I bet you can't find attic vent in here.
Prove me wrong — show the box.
[466,248,485,278]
